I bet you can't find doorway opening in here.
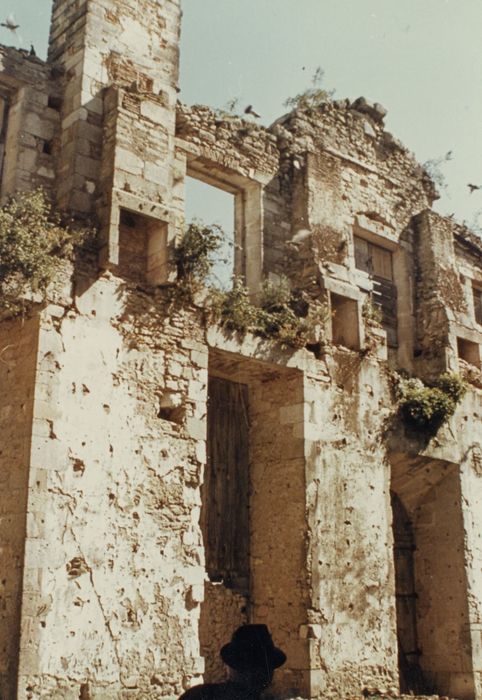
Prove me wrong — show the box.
[391,492,426,693]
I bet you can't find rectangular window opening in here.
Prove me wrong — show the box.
[118,208,168,285]
[473,286,482,326]
[457,337,480,369]
[185,176,236,290]
[354,234,398,346]
[331,293,360,350]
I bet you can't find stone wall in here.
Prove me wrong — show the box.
[0,47,59,199]
[0,317,39,700]
[16,281,208,699]
[2,0,482,698]
[303,355,398,698]
[48,0,181,217]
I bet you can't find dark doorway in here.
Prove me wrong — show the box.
[391,492,427,694]
[202,376,250,593]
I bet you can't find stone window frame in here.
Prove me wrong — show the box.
[117,207,169,286]
[351,223,405,349]
[185,158,264,296]
[100,188,173,285]
[472,285,482,327]
[330,291,361,350]
[457,335,480,369]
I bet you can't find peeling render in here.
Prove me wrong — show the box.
[1,1,482,700]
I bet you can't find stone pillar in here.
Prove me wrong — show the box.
[303,362,399,698]
[459,399,482,700]
[413,210,465,377]
[48,0,181,221]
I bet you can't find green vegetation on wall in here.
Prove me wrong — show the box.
[0,189,93,315]
[209,277,328,349]
[395,372,467,434]
[174,222,328,349]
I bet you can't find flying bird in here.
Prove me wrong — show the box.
[244,105,261,119]
[468,184,481,194]
[1,14,19,31]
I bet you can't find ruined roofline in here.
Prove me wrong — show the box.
[0,43,47,67]
[177,99,482,259]
[1,40,479,260]
[176,98,437,201]
[0,45,49,80]
[453,221,482,259]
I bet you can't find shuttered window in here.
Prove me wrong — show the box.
[354,235,397,346]
[354,235,393,280]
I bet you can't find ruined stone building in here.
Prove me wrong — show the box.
[1,1,482,699]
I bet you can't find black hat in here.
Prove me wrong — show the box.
[220,625,287,671]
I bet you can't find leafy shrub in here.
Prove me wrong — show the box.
[0,188,93,315]
[209,276,328,349]
[172,220,228,303]
[174,227,328,349]
[174,221,224,285]
[209,279,260,334]
[396,372,467,433]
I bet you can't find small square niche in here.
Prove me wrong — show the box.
[118,209,168,285]
[331,293,360,350]
[457,337,480,369]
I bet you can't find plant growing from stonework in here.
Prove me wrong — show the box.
[362,297,383,327]
[208,275,329,349]
[284,66,335,111]
[395,372,467,434]
[0,188,93,315]
[174,221,225,296]
[422,150,453,191]
[209,278,260,333]
[214,97,241,120]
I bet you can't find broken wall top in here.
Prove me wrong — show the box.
[176,98,437,203]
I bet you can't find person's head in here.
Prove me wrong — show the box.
[220,625,286,690]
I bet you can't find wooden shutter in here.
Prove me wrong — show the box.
[202,376,250,592]
[371,244,393,280]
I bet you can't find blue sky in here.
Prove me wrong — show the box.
[2,0,482,232]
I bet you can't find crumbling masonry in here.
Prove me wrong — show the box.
[1,2,482,699]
